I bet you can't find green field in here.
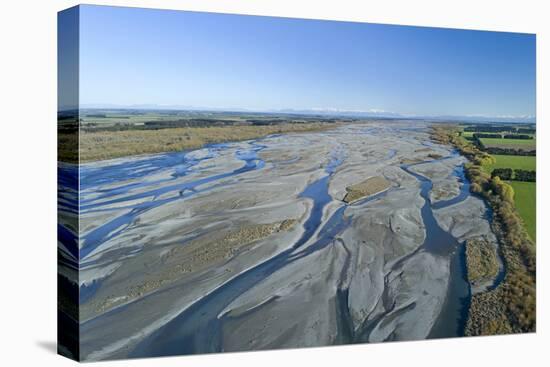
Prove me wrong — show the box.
[479,137,536,150]
[460,128,536,145]
[508,181,536,241]
[483,154,536,173]
[479,152,536,241]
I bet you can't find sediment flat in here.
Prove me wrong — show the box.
[68,121,499,360]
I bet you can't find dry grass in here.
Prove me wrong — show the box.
[77,123,336,162]
[466,287,512,336]
[465,238,500,284]
[58,132,79,163]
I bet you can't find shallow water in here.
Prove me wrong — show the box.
[402,160,470,338]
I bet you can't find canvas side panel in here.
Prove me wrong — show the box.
[57,5,80,362]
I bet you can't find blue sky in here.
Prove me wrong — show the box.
[78,5,536,119]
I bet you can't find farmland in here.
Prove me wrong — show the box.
[464,127,537,242]
[478,137,536,150]
[79,109,346,130]
[483,154,536,172]
[476,140,536,242]
[478,146,536,242]
[509,181,536,241]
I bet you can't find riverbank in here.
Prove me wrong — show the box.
[75,123,338,162]
[431,125,535,335]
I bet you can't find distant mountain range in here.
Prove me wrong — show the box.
[75,104,536,124]
[273,108,535,123]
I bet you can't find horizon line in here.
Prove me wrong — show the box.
[59,104,536,123]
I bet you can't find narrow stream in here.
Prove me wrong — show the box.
[401,160,470,338]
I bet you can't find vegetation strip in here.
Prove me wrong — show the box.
[72,123,337,162]
[431,126,535,335]
[343,176,390,203]
[465,238,500,287]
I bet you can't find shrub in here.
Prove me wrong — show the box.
[492,168,513,180]
[514,169,536,182]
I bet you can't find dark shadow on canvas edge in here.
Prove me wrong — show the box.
[35,340,57,355]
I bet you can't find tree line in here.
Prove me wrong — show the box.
[464,125,536,134]
[472,133,533,140]
[491,168,536,182]
[464,126,516,133]
[473,136,536,156]
[482,147,536,156]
